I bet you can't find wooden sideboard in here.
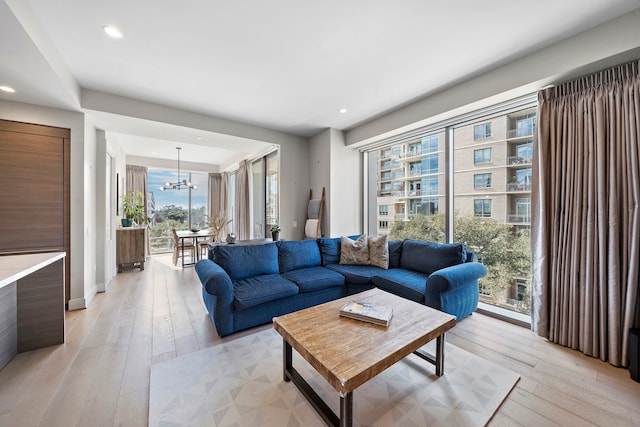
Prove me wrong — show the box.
[116,227,146,272]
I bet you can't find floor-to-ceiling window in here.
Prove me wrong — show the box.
[453,107,534,317]
[365,96,535,319]
[251,150,279,238]
[147,169,208,254]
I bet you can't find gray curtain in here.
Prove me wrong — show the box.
[532,60,640,367]
[125,164,148,213]
[126,164,148,253]
[208,172,229,239]
[236,160,251,240]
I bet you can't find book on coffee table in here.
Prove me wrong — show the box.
[339,301,393,326]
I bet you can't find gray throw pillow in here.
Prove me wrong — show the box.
[340,234,369,265]
[368,234,389,269]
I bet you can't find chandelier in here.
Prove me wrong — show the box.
[159,147,197,191]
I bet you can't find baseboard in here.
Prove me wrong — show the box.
[96,281,107,293]
[67,297,86,311]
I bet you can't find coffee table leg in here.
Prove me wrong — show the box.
[283,339,292,382]
[436,332,445,376]
[339,392,353,427]
[412,332,446,377]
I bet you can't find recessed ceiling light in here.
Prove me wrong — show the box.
[339,108,348,114]
[196,136,203,140]
[102,25,123,39]
[0,85,16,93]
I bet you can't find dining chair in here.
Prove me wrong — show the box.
[172,229,196,266]
[198,238,211,260]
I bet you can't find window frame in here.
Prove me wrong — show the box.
[362,94,537,325]
[473,147,492,165]
[474,173,492,189]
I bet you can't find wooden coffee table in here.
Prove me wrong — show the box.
[272,288,456,427]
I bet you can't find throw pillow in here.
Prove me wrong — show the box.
[368,234,389,269]
[340,234,369,265]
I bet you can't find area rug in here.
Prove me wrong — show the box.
[149,328,519,426]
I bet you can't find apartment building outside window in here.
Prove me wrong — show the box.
[366,99,535,319]
[379,205,388,216]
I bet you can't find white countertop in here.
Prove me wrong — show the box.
[0,252,66,289]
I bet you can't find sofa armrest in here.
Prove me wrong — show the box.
[425,262,488,318]
[426,262,488,293]
[195,259,234,305]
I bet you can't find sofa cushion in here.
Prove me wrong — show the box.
[282,266,345,292]
[325,263,385,285]
[317,237,340,265]
[388,240,403,268]
[233,274,299,311]
[400,240,467,275]
[368,234,389,269]
[340,234,369,265]
[277,240,321,273]
[372,268,429,303]
[212,243,279,281]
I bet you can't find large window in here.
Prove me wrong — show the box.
[251,151,279,238]
[366,100,535,318]
[147,170,208,254]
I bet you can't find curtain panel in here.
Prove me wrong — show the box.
[236,160,251,240]
[126,164,149,254]
[125,165,148,212]
[532,60,640,367]
[208,172,229,240]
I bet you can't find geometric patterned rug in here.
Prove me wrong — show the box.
[149,328,519,426]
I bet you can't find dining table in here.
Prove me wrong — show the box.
[175,229,213,267]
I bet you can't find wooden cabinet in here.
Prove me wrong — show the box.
[0,119,70,305]
[116,227,146,272]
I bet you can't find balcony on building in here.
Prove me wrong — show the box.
[507,155,533,166]
[507,214,531,225]
[396,149,423,161]
[507,182,532,192]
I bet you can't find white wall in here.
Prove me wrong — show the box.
[328,129,360,236]
[309,128,360,237]
[95,128,107,292]
[309,130,331,235]
[82,122,97,307]
[277,137,310,241]
[0,99,88,310]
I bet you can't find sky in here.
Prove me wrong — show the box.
[147,170,208,211]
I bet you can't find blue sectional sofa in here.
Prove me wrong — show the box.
[195,237,487,337]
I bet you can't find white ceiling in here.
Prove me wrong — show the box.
[1,0,640,165]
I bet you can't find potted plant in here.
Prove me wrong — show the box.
[121,191,150,227]
[270,224,281,241]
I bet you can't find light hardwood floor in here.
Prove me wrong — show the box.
[0,255,638,426]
